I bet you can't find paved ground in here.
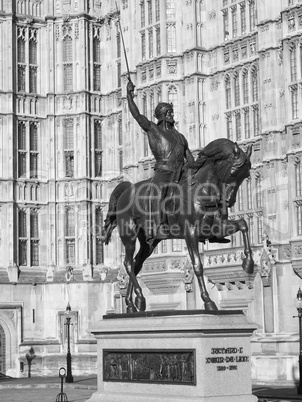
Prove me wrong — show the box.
[253,384,302,401]
[0,376,97,402]
[0,376,302,401]
[0,387,95,402]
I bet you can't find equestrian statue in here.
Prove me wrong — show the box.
[102,79,254,313]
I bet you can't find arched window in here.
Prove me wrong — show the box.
[247,179,252,209]
[65,208,75,265]
[64,119,74,177]
[235,111,241,141]
[242,70,249,104]
[244,108,250,139]
[63,36,73,91]
[231,5,238,38]
[19,209,27,266]
[225,75,231,109]
[168,86,178,121]
[95,207,104,264]
[166,0,175,20]
[93,37,101,91]
[166,23,176,53]
[248,216,254,244]
[238,186,244,211]
[234,72,240,107]
[255,175,262,208]
[65,208,75,237]
[150,91,155,121]
[251,68,258,102]
[63,36,72,62]
[226,112,232,140]
[141,0,145,28]
[249,0,256,31]
[296,160,302,197]
[297,205,302,236]
[18,122,27,178]
[29,38,37,93]
[94,120,102,177]
[290,43,297,82]
[257,216,263,244]
[17,36,26,92]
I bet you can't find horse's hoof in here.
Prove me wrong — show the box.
[204,300,218,311]
[126,306,137,313]
[135,296,146,312]
[242,256,254,274]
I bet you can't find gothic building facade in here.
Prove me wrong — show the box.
[0,0,301,385]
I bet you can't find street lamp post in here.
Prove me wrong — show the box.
[294,287,302,395]
[65,302,74,383]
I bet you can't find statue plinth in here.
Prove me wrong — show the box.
[86,311,258,402]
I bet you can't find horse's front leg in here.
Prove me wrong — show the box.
[125,281,136,313]
[122,239,146,313]
[221,218,254,274]
[185,228,217,311]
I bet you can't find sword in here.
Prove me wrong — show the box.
[115,1,131,81]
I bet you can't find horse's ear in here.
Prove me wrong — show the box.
[234,142,240,157]
[246,144,253,159]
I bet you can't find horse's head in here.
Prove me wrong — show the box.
[195,139,252,208]
[221,142,252,207]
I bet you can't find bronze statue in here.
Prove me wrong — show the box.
[102,133,254,312]
[127,80,203,241]
[103,11,254,313]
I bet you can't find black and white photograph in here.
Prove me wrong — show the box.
[0,1,301,401]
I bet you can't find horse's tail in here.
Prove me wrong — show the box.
[102,181,132,245]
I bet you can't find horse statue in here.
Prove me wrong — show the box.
[102,138,254,313]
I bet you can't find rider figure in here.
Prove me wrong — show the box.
[127,80,203,241]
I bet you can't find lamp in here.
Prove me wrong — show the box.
[25,346,36,378]
[294,287,302,394]
[65,302,74,383]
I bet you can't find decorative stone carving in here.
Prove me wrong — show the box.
[288,13,296,32]
[255,234,276,287]
[224,49,230,64]
[65,265,74,282]
[171,259,182,270]
[294,243,302,256]
[277,42,283,65]
[210,77,220,91]
[7,263,20,283]
[117,268,129,297]
[75,23,79,39]
[283,245,292,259]
[46,264,56,282]
[144,260,167,272]
[167,59,177,75]
[82,261,93,281]
[208,10,216,20]
[62,23,72,37]
[183,265,194,293]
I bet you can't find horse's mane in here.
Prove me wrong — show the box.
[195,138,247,182]
[196,138,238,163]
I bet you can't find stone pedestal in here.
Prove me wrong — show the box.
[87,311,258,402]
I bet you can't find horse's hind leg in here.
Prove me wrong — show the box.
[125,282,136,313]
[132,233,161,311]
[120,227,147,313]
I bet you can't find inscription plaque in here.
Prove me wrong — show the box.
[103,349,195,385]
[205,346,249,372]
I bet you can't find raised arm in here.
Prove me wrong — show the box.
[127,81,151,131]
